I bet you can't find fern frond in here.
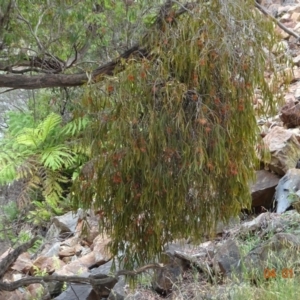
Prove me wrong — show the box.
[15,113,62,148]
[0,149,20,184]
[16,128,41,148]
[15,157,39,181]
[42,169,68,212]
[37,113,62,142]
[6,112,35,136]
[0,164,17,184]
[61,116,90,136]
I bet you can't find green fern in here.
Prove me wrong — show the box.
[0,111,91,223]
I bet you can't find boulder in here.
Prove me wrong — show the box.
[41,242,61,257]
[152,258,183,295]
[53,209,83,234]
[108,276,126,300]
[274,168,300,213]
[280,100,300,127]
[213,240,241,279]
[55,261,118,300]
[54,284,98,300]
[241,212,273,232]
[263,126,300,175]
[251,170,280,209]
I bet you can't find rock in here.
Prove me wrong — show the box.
[165,240,215,261]
[90,259,115,276]
[250,170,280,209]
[289,127,300,143]
[152,258,183,295]
[263,126,300,175]
[288,3,300,14]
[108,276,126,300]
[53,209,83,234]
[293,54,300,66]
[27,283,46,299]
[55,259,89,277]
[55,247,109,277]
[59,245,76,258]
[11,252,32,274]
[294,87,300,100]
[152,243,194,294]
[41,242,61,257]
[61,236,80,247]
[280,100,300,127]
[213,240,241,279]
[241,212,273,232]
[215,216,240,235]
[291,67,300,83]
[165,241,199,256]
[283,92,297,104]
[54,284,98,300]
[55,260,118,299]
[92,234,112,264]
[77,215,101,244]
[279,5,293,15]
[279,12,291,21]
[45,223,61,241]
[31,256,64,274]
[291,11,300,21]
[274,168,300,213]
[0,290,27,300]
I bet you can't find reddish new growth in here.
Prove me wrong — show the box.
[113,172,122,184]
[128,74,135,82]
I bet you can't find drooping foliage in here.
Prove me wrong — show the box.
[0,111,90,223]
[71,0,285,267]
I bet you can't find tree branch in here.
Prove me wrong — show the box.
[0,45,148,89]
[0,2,196,90]
[0,236,40,279]
[0,236,161,294]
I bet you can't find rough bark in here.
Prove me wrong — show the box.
[0,46,148,90]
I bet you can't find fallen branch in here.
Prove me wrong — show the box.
[0,236,162,294]
[0,236,40,279]
[0,263,163,292]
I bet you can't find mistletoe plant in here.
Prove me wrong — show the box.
[71,0,286,268]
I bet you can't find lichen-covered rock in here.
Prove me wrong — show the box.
[274,168,300,213]
[263,126,300,175]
